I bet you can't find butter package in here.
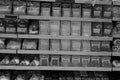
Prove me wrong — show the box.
[52,3,61,17]
[13,0,26,15]
[72,4,81,17]
[71,40,81,51]
[0,39,5,49]
[103,5,112,18]
[91,41,101,52]
[113,6,119,17]
[5,17,17,33]
[22,39,37,50]
[62,4,71,17]
[17,19,28,34]
[50,20,60,36]
[101,41,111,51]
[81,56,90,67]
[101,57,111,67]
[61,55,71,67]
[41,3,51,16]
[29,20,39,34]
[82,40,90,52]
[27,1,40,15]
[39,21,50,35]
[93,5,102,18]
[50,55,60,66]
[39,55,49,66]
[61,21,70,36]
[6,39,21,49]
[92,22,102,36]
[82,22,91,37]
[72,56,81,67]
[50,39,60,51]
[82,4,91,18]
[103,22,112,37]
[91,56,101,67]
[71,21,81,36]
[0,0,12,14]
[39,39,49,50]
[0,19,5,33]
[61,40,71,51]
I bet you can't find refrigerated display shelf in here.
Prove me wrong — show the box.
[0,49,16,54]
[0,34,17,38]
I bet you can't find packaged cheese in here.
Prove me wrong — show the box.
[113,6,119,17]
[71,40,81,51]
[62,4,71,17]
[81,56,90,67]
[0,39,5,49]
[39,55,49,66]
[91,56,101,67]
[72,4,81,17]
[61,55,71,67]
[82,4,91,18]
[93,5,102,18]
[0,19,5,33]
[50,55,60,66]
[101,41,111,51]
[103,5,112,18]
[81,40,90,52]
[52,3,61,17]
[71,21,81,36]
[72,56,81,67]
[50,39,60,51]
[39,39,49,50]
[91,41,101,52]
[101,57,111,67]
[41,3,51,16]
[61,39,70,51]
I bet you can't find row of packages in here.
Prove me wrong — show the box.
[0,71,109,80]
[0,54,111,67]
[0,0,112,18]
[0,19,113,37]
[0,38,111,52]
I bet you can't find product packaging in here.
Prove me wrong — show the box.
[81,56,90,67]
[39,20,50,35]
[0,56,10,65]
[39,39,49,50]
[0,19,5,33]
[91,41,101,52]
[71,56,81,67]
[72,4,81,17]
[82,4,91,18]
[92,22,102,36]
[9,56,20,65]
[74,72,81,80]
[50,20,60,36]
[61,55,71,67]
[20,57,30,66]
[101,41,111,51]
[61,21,71,36]
[93,5,102,18]
[29,20,39,34]
[103,5,112,18]
[91,56,101,67]
[13,0,26,15]
[101,57,111,67]
[71,21,81,36]
[81,40,90,52]
[62,4,71,17]
[71,40,81,51]
[30,57,39,66]
[0,39,5,49]
[39,55,49,66]
[22,39,37,50]
[27,1,40,15]
[61,39,71,51]
[41,3,51,16]
[82,22,91,37]
[50,39,60,51]
[17,19,28,34]
[113,6,119,17]
[52,3,61,17]
[50,55,60,66]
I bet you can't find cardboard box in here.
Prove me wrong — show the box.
[61,40,71,51]
[81,56,90,67]
[0,19,5,33]
[62,4,71,17]
[92,22,102,36]
[41,3,51,16]
[52,3,61,17]
[61,21,70,36]
[39,21,50,35]
[50,39,60,51]
[82,4,91,18]
[93,5,102,18]
[101,57,111,67]
[50,55,60,66]
[27,1,40,15]
[71,40,81,51]
[39,39,49,50]
[50,20,60,36]
[81,40,90,52]
[91,56,101,67]
[61,55,71,67]
[90,41,101,52]
[71,56,81,67]
[101,41,111,51]
[103,5,112,18]
[72,4,81,17]
[82,22,91,37]
[39,55,49,66]
[71,21,81,36]
[0,39,5,49]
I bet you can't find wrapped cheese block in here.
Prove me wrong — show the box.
[9,57,20,65]
[50,39,60,51]
[72,4,81,17]
[113,6,119,17]
[81,56,90,67]
[52,3,61,17]
[82,4,91,18]
[50,55,60,66]
[41,3,51,16]
[0,56,10,65]
[103,5,112,18]
[71,56,81,67]
[101,41,111,51]
[101,57,111,67]
[61,55,71,67]
[62,4,71,17]
[39,39,49,50]
[91,41,101,52]
[20,58,30,66]
[91,56,101,67]
[93,5,102,18]
[30,57,39,66]
[81,40,90,52]
[61,39,70,51]
[39,55,49,66]
[71,40,81,51]
[0,39,5,49]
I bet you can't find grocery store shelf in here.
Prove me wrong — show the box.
[113,1,120,6]
[19,15,112,22]
[18,50,111,56]
[31,0,55,2]
[112,17,120,21]
[0,49,16,54]
[0,66,112,71]
[112,52,120,56]
[0,33,17,38]
[112,67,120,71]
[18,34,113,41]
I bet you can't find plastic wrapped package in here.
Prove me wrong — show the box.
[0,19,5,33]
[50,55,60,66]
[39,55,49,66]
[0,56,10,65]
[39,39,49,50]
[13,0,26,15]
[91,56,101,67]
[82,4,91,18]
[15,74,26,80]
[0,73,10,80]
[71,40,81,51]
[81,40,90,52]
[101,57,111,67]
[30,56,39,66]
[27,1,40,15]
[6,39,21,49]
[0,39,5,49]
[0,0,12,14]
[50,39,60,51]
[52,3,61,17]
[62,4,71,17]
[103,5,112,18]
[90,41,101,52]
[71,56,81,67]
[101,41,111,51]
[61,55,71,67]
[61,39,71,51]
[41,3,51,16]
[81,56,90,67]
[20,57,30,66]
[93,5,102,18]
[72,4,81,17]
[113,6,119,17]
[9,56,20,65]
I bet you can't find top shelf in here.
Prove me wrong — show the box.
[113,1,120,5]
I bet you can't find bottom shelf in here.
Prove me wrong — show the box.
[0,66,112,71]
